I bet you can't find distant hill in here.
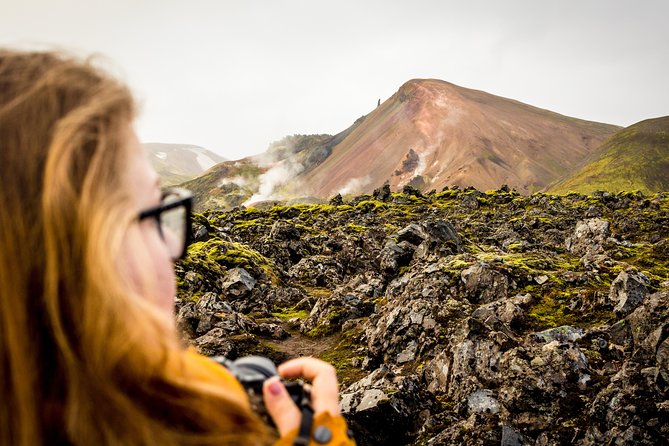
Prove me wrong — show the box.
[547,116,669,194]
[144,143,226,186]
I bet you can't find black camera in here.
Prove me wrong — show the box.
[212,355,311,425]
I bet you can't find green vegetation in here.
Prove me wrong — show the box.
[182,238,278,284]
[319,332,368,386]
[548,116,669,194]
[271,307,310,321]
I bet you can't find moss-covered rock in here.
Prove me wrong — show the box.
[173,188,669,446]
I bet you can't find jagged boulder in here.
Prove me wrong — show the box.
[221,267,256,298]
[301,272,382,335]
[193,292,233,335]
[461,262,510,304]
[259,220,308,270]
[341,368,435,446]
[266,286,308,308]
[366,298,440,364]
[469,293,531,338]
[372,184,391,202]
[608,269,650,316]
[566,218,610,257]
[288,255,345,288]
[378,239,415,276]
[378,220,462,277]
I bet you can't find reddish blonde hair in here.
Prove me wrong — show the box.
[0,50,267,445]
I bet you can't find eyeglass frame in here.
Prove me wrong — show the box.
[137,187,194,260]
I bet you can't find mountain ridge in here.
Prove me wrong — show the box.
[172,78,669,209]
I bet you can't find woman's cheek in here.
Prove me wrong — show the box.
[142,223,178,317]
[121,222,178,320]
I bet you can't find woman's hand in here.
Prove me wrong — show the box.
[262,357,340,436]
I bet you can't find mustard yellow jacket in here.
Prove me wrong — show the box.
[188,351,356,446]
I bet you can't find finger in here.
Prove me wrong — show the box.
[278,357,340,416]
[262,376,301,436]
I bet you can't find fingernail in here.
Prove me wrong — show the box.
[268,379,282,396]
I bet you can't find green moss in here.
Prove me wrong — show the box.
[355,200,389,213]
[440,257,472,273]
[303,287,332,299]
[434,189,460,200]
[232,219,262,231]
[318,333,367,386]
[271,307,310,321]
[476,196,489,206]
[184,238,278,284]
[383,223,401,233]
[345,223,368,233]
[526,291,615,332]
[583,349,603,363]
[506,243,525,253]
[526,293,578,330]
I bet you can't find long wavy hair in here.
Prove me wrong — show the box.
[0,50,267,445]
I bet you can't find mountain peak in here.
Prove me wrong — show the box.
[301,79,619,197]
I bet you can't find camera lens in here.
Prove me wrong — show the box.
[230,356,278,383]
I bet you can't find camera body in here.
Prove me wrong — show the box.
[212,355,311,424]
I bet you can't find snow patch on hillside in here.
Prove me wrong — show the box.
[195,151,218,170]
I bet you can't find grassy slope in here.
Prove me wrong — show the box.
[548,116,669,194]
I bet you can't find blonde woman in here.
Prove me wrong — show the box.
[0,50,354,446]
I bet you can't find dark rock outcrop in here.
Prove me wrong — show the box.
[175,189,669,445]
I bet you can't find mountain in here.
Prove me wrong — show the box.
[184,79,622,209]
[546,116,669,194]
[302,79,619,196]
[144,143,226,186]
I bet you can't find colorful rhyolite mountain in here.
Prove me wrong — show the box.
[301,79,618,196]
[547,116,669,194]
[179,79,665,209]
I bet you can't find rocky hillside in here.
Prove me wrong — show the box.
[547,116,669,195]
[175,187,669,445]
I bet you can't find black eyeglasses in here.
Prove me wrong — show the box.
[138,188,193,260]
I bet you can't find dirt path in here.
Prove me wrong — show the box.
[265,328,340,359]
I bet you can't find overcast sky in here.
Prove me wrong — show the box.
[1,0,667,160]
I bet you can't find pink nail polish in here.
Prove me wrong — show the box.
[268,380,282,396]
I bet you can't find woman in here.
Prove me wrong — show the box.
[0,50,354,445]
